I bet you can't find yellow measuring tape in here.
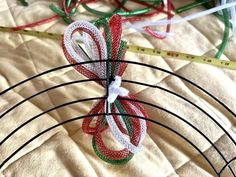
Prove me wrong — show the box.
[1,26,236,70]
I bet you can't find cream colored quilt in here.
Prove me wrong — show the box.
[0,0,236,176]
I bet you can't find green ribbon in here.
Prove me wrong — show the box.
[92,100,134,164]
[19,0,28,6]
[82,0,161,19]
[215,8,230,59]
[49,0,77,24]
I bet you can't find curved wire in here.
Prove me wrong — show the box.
[1,96,235,175]
[0,60,234,174]
[0,82,231,169]
[219,156,236,175]
[0,97,105,145]
[0,78,234,169]
[0,112,219,176]
[123,79,236,145]
[0,60,235,119]
[0,78,105,119]
[1,76,234,148]
[120,97,235,177]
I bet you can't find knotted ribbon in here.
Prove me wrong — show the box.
[62,14,148,164]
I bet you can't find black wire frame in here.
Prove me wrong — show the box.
[0,60,235,176]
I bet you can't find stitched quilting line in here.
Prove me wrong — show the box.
[147,120,232,177]
[5,0,67,127]
[138,95,236,175]
[173,134,234,176]
[1,132,68,174]
[0,128,67,172]
[144,134,179,177]
[68,131,102,177]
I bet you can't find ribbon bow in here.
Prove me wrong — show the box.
[62,14,148,164]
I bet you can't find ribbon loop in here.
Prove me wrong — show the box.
[63,14,149,164]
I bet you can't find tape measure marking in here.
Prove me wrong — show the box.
[0,26,236,70]
[0,27,63,40]
[127,45,236,70]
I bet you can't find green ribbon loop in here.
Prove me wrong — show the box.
[92,100,134,164]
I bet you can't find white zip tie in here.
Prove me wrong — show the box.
[107,76,129,103]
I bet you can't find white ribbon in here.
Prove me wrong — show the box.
[163,0,168,8]
[64,20,107,81]
[127,1,236,38]
[105,76,146,154]
[106,103,143,154]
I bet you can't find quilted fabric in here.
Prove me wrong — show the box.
[0,0,236,176]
